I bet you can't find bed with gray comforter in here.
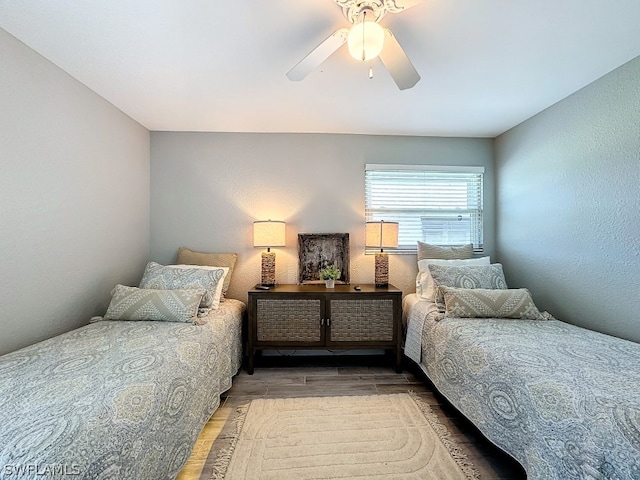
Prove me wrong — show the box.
[0,299,244,480]
[404,294,640,480]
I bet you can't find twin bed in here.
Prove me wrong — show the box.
[0,250,245,480]
[403,262,640,479]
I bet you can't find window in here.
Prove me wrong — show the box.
[365,164,484,254]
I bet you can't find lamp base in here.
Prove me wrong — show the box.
[374,252,389,287]
[261,251,276,286]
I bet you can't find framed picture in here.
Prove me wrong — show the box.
[298,233,350,284]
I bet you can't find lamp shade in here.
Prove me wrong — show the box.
[365,221,399,249]
[253,220,286,248]
[347,19,385,61]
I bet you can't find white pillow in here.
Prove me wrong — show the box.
[416,256,490,301]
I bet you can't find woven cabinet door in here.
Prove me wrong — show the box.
[328,298,394,343]
[256,298,322,342]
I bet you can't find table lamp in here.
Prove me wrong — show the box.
[253,220,286,286]
[365,220,399,287]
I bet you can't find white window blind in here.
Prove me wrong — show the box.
[365,164,484,254]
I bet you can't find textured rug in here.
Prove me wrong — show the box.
[208,393,479,480]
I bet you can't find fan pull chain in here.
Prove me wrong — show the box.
[361,10,367,61]
[363,10,372,78]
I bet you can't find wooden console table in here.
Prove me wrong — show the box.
[247,284,402,374]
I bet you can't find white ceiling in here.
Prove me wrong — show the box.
[2,1,639,137]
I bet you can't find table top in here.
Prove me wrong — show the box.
[249,284,401,294]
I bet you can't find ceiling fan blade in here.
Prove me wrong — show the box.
[378,28,420,90]
[286,28,349,81]
[385,0,423,14]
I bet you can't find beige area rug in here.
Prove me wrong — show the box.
[208,393,479,480]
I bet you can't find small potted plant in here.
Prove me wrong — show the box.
[319,264,340,288]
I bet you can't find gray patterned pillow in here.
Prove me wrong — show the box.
[427,263,508,311]
[417,241,473,260]
[104,285,205,323]
[416,256,491,301]
[139,262,228,311]
[440,286,546,320]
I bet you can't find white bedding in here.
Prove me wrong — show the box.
[403,293,439,364]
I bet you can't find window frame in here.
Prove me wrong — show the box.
[365,164,485,254]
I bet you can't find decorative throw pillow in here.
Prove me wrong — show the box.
[138,262,228,311]
[416,256,491,301]
[176,247,238,295]
[417,241,474,261]
[427,263,508,311]
[440,286,546,320]
[104,285,205,323]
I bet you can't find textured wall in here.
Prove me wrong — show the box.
[0,29,150,355]
[495,56,640,342]
[150,132,494,303]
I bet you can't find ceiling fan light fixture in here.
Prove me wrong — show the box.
[347,18,384,62]
[286,0,421,90]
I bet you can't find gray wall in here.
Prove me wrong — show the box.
[495,55,640,342]
[150,132,494,302]
[0,29,151,355]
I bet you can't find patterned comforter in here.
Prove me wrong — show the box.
[0,299,245,480]
[403,294,640,480]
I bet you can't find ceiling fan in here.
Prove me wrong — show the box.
[286,0,422,90]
